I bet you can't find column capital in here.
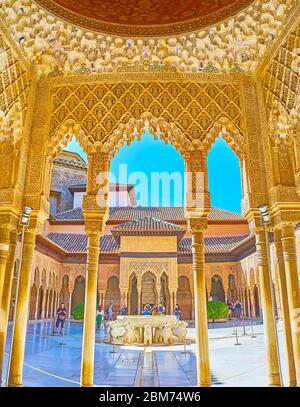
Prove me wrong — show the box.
[0,213,19,234]
[188,218,208,234]
[22,195,50,233]
[86,146,110,196]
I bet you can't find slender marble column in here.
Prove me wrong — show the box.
[0,231,17,382]
[80,232,100,387]
[274,228,296,386]
[8,231,36,386]
[281,224,300,386]
[190,219,211,387]
[255,230,281,386]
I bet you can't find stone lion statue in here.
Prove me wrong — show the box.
[161,322,173,345]
[144,324,152,345]
[108,321,124,343]
[154,327,163,343]
[123,322,137,344]
[172,320,188,342]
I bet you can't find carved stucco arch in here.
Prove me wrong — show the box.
[43,119,94,198]
[201,117,245,158]
[46,118,95,159]
[102,112,193,160]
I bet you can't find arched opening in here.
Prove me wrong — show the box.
[160,272,170,314]
[141,272,156,308]
[47,290,53,318]
[177,276,192,320]
[29,267,39,319]
[129,274,138,315]
[36,287,44,319]
[71,276,86,314]
[207,134,242,213]
[210,275,225,302]
[105,276,120,316]
[49,136,87,216]
[60,275,70,308]
[254,284,261,318]
[227,274,238,302]
[29,284,38,320]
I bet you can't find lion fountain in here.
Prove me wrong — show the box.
[107,315,189,346]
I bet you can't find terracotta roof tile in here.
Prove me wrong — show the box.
[45,232,250,255]
[46,233,119,253]
[179,235,250,254]
[112,217,185,233]
[54,206,244,222]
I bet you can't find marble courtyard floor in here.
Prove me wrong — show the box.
[1,320,289,387]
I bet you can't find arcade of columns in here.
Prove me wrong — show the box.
[0,11,300,389]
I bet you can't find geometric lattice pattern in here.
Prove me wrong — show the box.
[50,81,243,143]
[0,33,31,116]
[264,21,300,115]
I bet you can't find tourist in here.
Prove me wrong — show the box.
[151,306,158,315]
[174,304,181,320]
[158,303,165,315]
[227,301,233,319]
[96,304,104,331]
[55,302,67,335]
[143,305,151,315]
[235,300,242,319]
[106,303,114,321]
[120,304,128,315]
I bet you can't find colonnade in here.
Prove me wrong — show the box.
[0,158,299,390]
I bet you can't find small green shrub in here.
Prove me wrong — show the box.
[73,303,84,320]
[207,300,229,321]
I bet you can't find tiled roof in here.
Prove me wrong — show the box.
[54,206,244,222]
[45,232,250,255]
[45,233,119,254]
[55,207,83,220]
[112,217,185,233]
[179,235,250,254]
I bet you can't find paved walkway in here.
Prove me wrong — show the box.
[1,320,289,387]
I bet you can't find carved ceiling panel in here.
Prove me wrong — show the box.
[1,0,296,76]
[35,0,254,36]
[264,20,300,115]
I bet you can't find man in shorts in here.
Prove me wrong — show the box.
[55,302,67,334]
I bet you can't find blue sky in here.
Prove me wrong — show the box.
[64,132,242,212]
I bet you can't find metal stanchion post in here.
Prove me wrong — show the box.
[234,329,242,346]
[242,313,246,336]
[110,339,118,354]
[232,319,236,335]
[181,337,190,355]
[251,320,256,338]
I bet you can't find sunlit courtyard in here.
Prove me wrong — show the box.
[2,319,292,387]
